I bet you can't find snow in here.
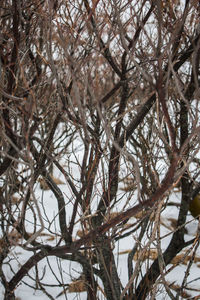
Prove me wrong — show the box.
[1,137,200,300]
[1,172,200,300]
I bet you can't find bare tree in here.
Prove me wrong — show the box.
[1,0,200,299]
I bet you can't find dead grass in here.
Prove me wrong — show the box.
[38,176,64,190]
[68,280,87,293]
[118,248,200,267]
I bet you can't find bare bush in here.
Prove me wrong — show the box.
[1,1,200,299]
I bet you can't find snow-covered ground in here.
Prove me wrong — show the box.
[1,176,200,300]
[1,137,200,299]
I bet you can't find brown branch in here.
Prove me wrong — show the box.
[100,80,123,104]
[107,80,129,205]
[43,172,72,244]
[157,63,178,153]
[83,0,121,77]
[121,2,155,67]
